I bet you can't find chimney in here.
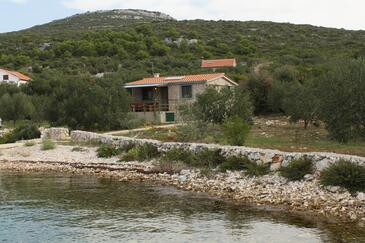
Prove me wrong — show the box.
[153,73,160,78]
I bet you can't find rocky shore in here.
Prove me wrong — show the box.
[0,143,364,225]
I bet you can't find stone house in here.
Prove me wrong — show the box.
[125,73,238,123]
[0,68,32,86]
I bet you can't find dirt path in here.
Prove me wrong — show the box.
[103,124,180,136]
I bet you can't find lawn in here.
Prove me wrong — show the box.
[115,116,365,157]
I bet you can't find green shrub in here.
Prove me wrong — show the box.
[152,160,187,174]
[320,160,365,193]
[193,148,225,168]
[1,124,40,144]
[41,139,56,150]
[24,141,36,147]
[222,116,251,146]
[162,147,193,163]
[279,158,313,181]
[245,163,270,177]
[120,143,160,162]
[219,156,251,172]
[97,144,120,158]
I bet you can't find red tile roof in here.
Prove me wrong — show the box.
[0,68,32,81]
[125,73,226,86]
[201,59,237,68]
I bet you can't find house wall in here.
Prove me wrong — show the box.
[208,77,236,87]
[0,70,20,84]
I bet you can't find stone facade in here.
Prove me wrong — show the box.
[71,130,365,172]
[42,128,70,140]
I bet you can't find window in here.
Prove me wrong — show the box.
[142,88,154,101]
[181,85,192,99]
[3,75,9,81]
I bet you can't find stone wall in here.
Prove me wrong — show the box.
[70,130,365,172]
[42,128,70,140]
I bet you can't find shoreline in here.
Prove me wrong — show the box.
[0,144,364,226]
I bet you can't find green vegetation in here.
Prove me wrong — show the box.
[0,124,41,144]
[219,156,251,172]
[245,163,270,177]
[222,117,251,146]
[0,9,364,145]
[318,59,365,142]
[41,139,56,150]
[122,116,365,157]
[120,143,159,161]
[320,160,365,193]
[24,141,36,147]
[279,158,313,181]
[96,144,120,158]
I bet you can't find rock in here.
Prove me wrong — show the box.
[270,162,282,171]
[304,174,315,181]
[326,186,341,193]
[272,154,284,163]
[357,192,365,201]
[178,175,188,183]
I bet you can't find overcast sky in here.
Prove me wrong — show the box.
[1,0,364,33]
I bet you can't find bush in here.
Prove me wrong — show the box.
[97,144,120,158]
[219,156,251,172]
[320,160,365,193]
[245,163,270,177]
[24,141,36,147]
[162,147,193,163]
[41,139,56,150]
[193,148,225,168]
[222,116,251,146]
[1,124,40,144]
[120,144,160,162]
[192,87,253,124]
[152,160,187,174]
[279,158,313,181]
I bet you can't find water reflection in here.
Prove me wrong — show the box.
[0,171,364,242]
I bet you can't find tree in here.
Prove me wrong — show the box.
[281,81,319,129]
[318,58,365,142]
[192,86,253,124]
[0,93,34,123]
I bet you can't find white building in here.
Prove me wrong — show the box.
[0,68,32,86]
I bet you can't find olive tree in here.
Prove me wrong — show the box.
[319,58,365,142]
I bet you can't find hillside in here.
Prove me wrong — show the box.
[29,9,175,32]
[0,9,365,83]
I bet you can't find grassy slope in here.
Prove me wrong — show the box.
[118,116,365,157]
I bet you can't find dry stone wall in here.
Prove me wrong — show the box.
[71,130,365,172]
[41,128,70,140]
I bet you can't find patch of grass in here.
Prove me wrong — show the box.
[279,157,313,181]
[97,144,120,158]
[120,143,160,162]
[245,163,270,177]
[71,147,88,152]
[151,160,187,174]
[162,147,192,162]
[120,116,365,157]
[24,141,36,147]
[192,148,225,168]
[161,147,224,169]
[41,139,56,151]
[320,160,365,193]
[219,156,251,172]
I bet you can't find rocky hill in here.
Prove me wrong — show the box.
[29,9,175,31]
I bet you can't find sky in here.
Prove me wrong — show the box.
[1,0,365,33]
